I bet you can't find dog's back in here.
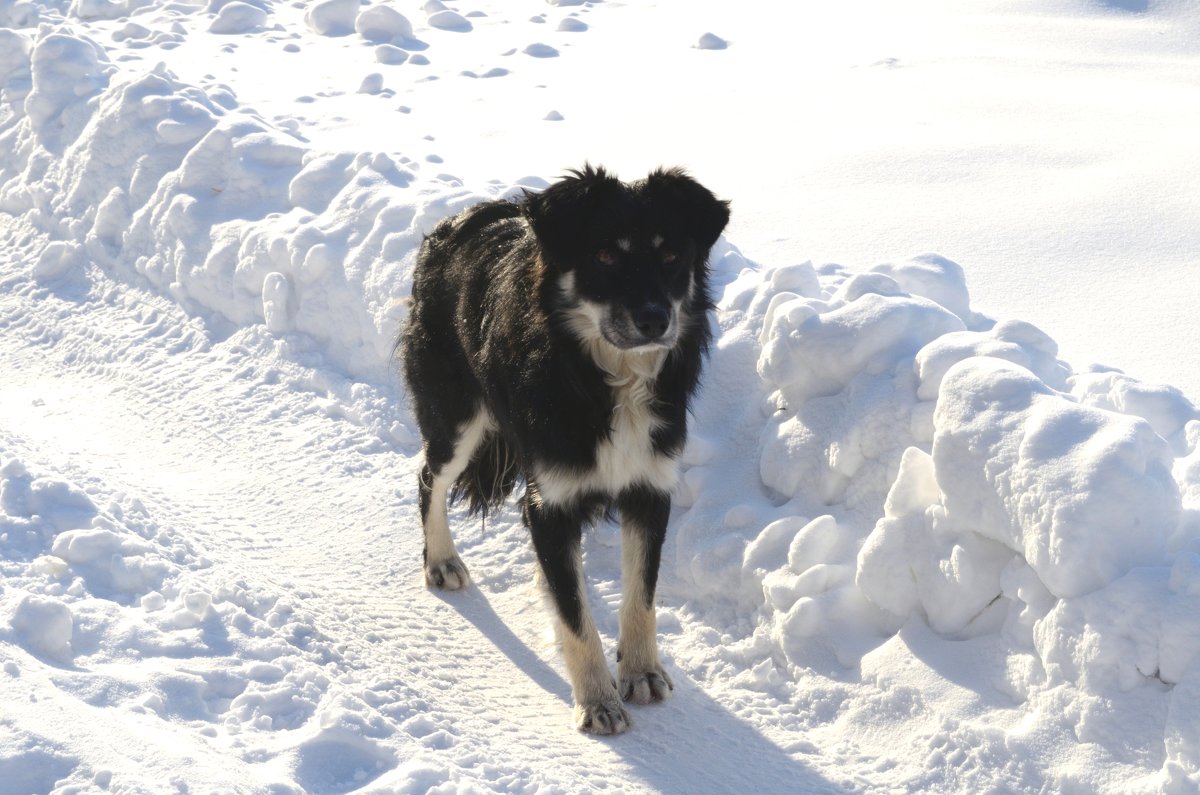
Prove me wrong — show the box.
[403,199,527,516]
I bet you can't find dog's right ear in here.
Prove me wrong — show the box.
[523,165,620,262]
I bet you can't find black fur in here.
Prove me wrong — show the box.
[400,164,729,733]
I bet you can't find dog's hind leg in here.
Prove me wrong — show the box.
[615,487,674,704]
[526,496,630,735]
[419,410,494,590]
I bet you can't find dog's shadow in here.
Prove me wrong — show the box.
[429,584,569,701]
[439,586,841,793]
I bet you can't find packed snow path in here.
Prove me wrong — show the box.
[0,273,843,792]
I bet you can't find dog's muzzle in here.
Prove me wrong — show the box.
[632,303,671,342]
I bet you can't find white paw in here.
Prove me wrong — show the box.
[424,555,470,590]
[574,697,631,735]
[619,665,674,704]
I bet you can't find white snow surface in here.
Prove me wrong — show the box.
[2,1,1200,792]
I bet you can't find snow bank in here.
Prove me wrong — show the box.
[0,26,506,383]
[670,243,1200,787]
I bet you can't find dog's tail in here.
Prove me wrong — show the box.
[450,432,520,517]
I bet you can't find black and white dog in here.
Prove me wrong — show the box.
[400,165,729,734]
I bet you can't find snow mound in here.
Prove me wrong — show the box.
[672,246,1198,785]
[208,2,268,34]
[304,0,358,37]
[0,27,498,382]
[356,5,414,44]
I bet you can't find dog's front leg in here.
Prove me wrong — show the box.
[526,498,629,735]
[616,487,674,704]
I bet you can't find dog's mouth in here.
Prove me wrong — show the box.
[558,284,681,352]
[600,309,679,351]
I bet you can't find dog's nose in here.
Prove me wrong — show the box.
[633,304,670,340]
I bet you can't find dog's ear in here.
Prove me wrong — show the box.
[523,164,621,260]
[642,168,730,251]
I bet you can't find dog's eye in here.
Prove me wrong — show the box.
[661,251,678,265]
[596,250,616,265]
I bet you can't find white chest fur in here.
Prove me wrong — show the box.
[531,345,679,506]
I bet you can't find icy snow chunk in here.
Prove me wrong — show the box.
[356,5,414,43]
[32,241,83,283]
[0,30,31,83]
[1177,420,1200,508]
[915,319,1068,400]
[426,2,472,32]
[767,261,822,300]
[759,291,965,404]
[305,0,359,36]
[523,42,559,57]
[933,357,1178,598]
[25,32,112,146]
[287,151,356,212]
[262,272,293,333]
[51,527,124,564]
[6,476,98,529]
[697,33,728,50]
[872,254,974,324]
[69,0,129,21]
[1070,370,1198,440]
[881,446,940,519]
[556,17,587,32]
[858,451,1014,634]
[1036,566,1200,689]
[830,272,904,305]
[744,516,808,580]
[8,593,74,662]
[358,72,385,95]
[375,44,409,65]
[209,2,268,34]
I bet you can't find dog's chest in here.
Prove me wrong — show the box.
[533,352,678,505]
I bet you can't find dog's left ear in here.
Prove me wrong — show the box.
[523,164,622,261]
[642,168,730,251]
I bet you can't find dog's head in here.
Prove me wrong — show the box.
[525,165,730,351]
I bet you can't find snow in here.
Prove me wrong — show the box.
[1,0,1199,792]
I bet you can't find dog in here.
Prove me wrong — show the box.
[400,165,729,734]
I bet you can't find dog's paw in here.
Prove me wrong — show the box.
[574,697,631,735]
[619,665,674,705]
[424,555,470,590]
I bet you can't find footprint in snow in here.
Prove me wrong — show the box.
[461,68,509,79]
[556,18,587,32]
[375,45,408,65]
[425,0,472,32]
[355,6,414,44]
[209,2,268,35]
[523,42,558,58]
[358,73,384,94]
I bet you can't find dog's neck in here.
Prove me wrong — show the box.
[583,338,666,418]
